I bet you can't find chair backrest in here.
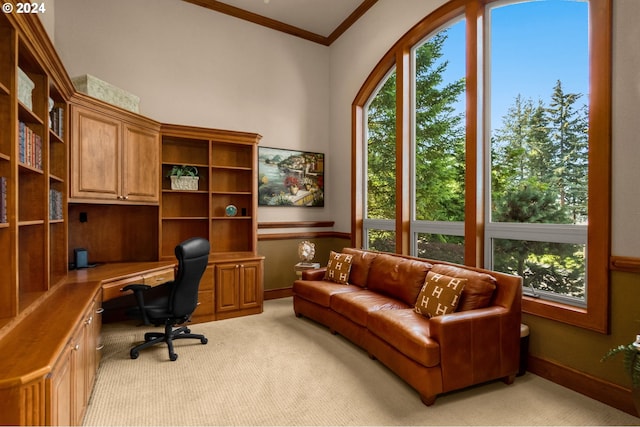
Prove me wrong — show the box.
[170,237,210,318]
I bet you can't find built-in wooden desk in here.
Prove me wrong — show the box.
[0,281,102,425]
[0,261,176,426]
[67,261,177,301]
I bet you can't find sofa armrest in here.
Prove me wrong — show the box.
[301,268,327,280]
[430,306,520,391]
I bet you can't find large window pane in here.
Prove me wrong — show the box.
[366,70,397,220]
[414,20,466,223]
[487,0,589,305]
[493,238,586,304]
[489,0,589,226]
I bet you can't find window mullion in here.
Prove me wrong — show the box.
[465,0,483,267]
[395,48,411,255]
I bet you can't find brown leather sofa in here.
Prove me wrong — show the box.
[293,248,522,406]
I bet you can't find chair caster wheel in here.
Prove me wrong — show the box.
[130,350,139,359]
[170,353,178,361]
[201,337,208,344]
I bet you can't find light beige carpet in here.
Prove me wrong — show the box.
[84,297,639,426]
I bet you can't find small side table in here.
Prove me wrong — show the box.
[294,262,321,278]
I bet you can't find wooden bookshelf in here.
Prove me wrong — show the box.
[160,124,264,319]
[0,6,73,321]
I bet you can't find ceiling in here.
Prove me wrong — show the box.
[182,0,378,45]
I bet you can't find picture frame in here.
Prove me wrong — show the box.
[258,147,324,207]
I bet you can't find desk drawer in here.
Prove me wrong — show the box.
[102,275,144,301]
[143,268,175,286]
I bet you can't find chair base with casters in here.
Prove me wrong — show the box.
[129,321,208,361]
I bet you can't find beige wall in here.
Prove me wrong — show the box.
[51,0,640,390]
[53,0,332,226]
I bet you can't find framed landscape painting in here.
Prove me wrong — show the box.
[258,147,324,207]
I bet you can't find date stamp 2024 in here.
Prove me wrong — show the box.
[2,2,47,14]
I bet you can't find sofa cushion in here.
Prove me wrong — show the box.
[331,290,409,327]
[366,254,432,306]
[367,309,440,367]
[431,264,496,311]
[342,248,377,287]
[293,279,360,308]
[414,272,467,318]
[324,251,354,284]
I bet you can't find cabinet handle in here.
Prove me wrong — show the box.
[96,344,105,351]
[154,277,165,282]
[96,307,105,314]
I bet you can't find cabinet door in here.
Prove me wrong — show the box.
[71,321,88,426]
[215,263,239,313]
[122,124,159,203]
[48,347,73,426]
[70,107,121,200]
[239,261,263,310]
[85,296,103,398]
[214,260,263,315]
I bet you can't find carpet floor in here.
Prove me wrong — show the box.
[83,297,639,426]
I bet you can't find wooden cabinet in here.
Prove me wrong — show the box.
[214,258,264,320]
[47,289,103,426]
[69,96,160,204]
[0,281,102,426]
[159,125,264,320]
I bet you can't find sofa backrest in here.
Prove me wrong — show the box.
[338,248,522,315]
[342,247,378,287]
[429,264,496,312]
[366,253,432,306]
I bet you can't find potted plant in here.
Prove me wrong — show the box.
[602,335,640,415]
[167,165,199,191]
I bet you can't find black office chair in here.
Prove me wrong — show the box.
[123,237,210,361]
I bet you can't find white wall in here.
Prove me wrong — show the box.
[53,0,640,256]
[611,0,640,256]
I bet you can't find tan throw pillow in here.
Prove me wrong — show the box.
[323,251,354,284]
[415,271,467,318]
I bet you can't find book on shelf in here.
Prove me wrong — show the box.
[49,188,63,220]
[18,121,43,170]
[49,101,65,138]
[0,176,6,224]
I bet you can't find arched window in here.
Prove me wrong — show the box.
[353,0,611,332]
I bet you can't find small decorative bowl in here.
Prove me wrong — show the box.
[225,204,238,217]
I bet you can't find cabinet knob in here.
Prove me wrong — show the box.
[86,315,93,325]
[74,344,80,351]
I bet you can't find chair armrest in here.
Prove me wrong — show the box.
[301,268,326,280]
[430,306,520,391]
[122,284,151,293]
